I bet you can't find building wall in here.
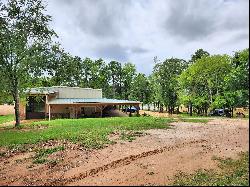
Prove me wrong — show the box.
[49,104,103,119]
[53,87,102,99]
[50,104,102,113]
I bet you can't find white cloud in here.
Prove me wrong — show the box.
[46,0,249,75]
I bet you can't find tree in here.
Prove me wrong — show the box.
[131,73,151,110]
[108,61,122,99]
[0,0,56,126]
[153,58,187,114]
[190,49,210,64]
[48,45,84,87]
[179,54,231,115]
[89,58,111,98]
[121,63,136,100]
[222,49,249,113]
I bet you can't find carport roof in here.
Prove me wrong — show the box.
[47,98,141,105]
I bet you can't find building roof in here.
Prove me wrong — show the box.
[25,86,101,95]
[47,98,141,105]
[25,87,58,95]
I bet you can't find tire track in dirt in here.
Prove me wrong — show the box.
[45,139,207,186]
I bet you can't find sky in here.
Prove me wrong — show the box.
[46,0,249,75]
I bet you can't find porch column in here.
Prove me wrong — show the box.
[48,104,51,121]
[136,104,139,116]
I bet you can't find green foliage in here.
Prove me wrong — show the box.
[122,63,136,100]
[173,152,249,186]
[190,49,210,64]
[0,117,172,148]
[0,114,14,124]
[130,73,151,104]
[108,61,123,99]
[152,58,187,113]
[179,54,232,114]
[223,49,249,108]
[0,0,56,126]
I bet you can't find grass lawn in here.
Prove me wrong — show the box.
[0,117,172,149]
[0,114,14,124]
[173,152,249,186]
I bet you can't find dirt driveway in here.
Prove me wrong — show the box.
[0,118,248,186]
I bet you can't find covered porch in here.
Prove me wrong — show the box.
[46,98,141,120]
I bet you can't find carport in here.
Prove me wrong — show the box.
[47,98,141,120]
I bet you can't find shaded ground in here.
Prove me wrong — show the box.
[0,118,248,186]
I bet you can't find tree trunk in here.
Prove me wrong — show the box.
[159,104,163,113]
[190,102,193,116]
[14,89,21,127]
[177,106,179,114]
[209,88,213,105]
[205,106,208,116]
[141,103,144,110]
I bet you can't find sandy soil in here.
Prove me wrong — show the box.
[0,105,14,115]
[0,118,248,186]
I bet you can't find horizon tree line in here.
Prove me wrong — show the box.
[0,0,249,126]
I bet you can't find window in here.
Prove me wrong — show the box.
[26,96,45,113]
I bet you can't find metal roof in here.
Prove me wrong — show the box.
[25,87,58,94]
[47,98,141,104]
[25,86,102,95]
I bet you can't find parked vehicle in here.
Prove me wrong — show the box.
[122,106,139,113]
[209,108,231,117]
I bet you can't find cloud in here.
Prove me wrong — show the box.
[165,0,218,41]
[94,44,148,62]
[46,0,249,75]
[95,44,129,62]
[59,0,132,38]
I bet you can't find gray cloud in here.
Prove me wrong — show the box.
[94,44,149,62]
[130,47,148,54]
[46,0,249,75]
[95,44,129,62]
[165,0,249,41]
[64,0,132,38]
[165,1,217,41]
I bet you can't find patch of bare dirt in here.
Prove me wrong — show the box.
[0,118,248,186]
[0,119,45,129]
[0,105,14,115]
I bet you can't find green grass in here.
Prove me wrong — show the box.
[179,118,210,123]
[0,114,14,124]
[33,146,65,164]
[0,117,172,149]
[173,152,249,186]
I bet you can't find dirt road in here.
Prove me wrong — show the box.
[0,118,248,186]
